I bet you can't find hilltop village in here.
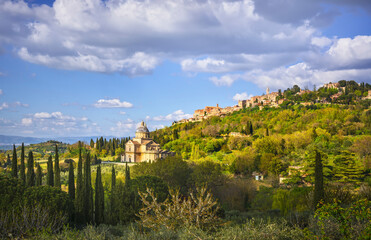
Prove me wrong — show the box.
[176,81,371,124]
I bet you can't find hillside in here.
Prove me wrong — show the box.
[151,86,371,185]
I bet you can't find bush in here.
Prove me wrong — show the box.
[137,186,224,232]
[309,199,371,239]
[23,186,74,217]
[132,175,169,203]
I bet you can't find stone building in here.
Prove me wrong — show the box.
[121,121,173,163]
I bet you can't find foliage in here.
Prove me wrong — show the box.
[137,186,224,232]
[11,144,17,178]
[26,151,35,187]
[131,156,192,194]
[132,175,169,203]
[95,165,104,225]
[311,199,371,239]
[54,145,61,188]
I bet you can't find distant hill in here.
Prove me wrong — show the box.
[0,135,115,149]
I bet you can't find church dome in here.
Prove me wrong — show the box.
[136,121,149,133]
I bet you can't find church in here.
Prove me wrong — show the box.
[121,121,174,163]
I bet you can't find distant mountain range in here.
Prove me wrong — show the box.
[0,135,115,150]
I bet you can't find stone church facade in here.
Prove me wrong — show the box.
[121,121,174,163]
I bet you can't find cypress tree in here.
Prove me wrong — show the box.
[54,145,61,189]
[20,143,26,185]
[125,162,131,189]
[110,165,116,224]
[46,155,54,186]
[6,154,11,167]
[313,150,324,209]
[68,161,75,200]
[26,151,35,187]
[36,163,42,186]
[75,148,84,223]
[249,121,253,135]
[83,153,93,223]
[11,144,17,178]
[95,165,104,225]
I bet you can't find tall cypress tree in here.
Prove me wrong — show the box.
[95,165,104,225]
[54,145,61,189]
[313,150,324,209]
[6,154,11,167]
[125,162,131,189]
[36,163,42,186]
[46,155,54,186]
[249,121,253,135]
[83,153,93,223]
[75,148,84,223]
[68,161,75,200]
[20,143,26,185]
[26,151,35,187]
[110,165,116,224]
[11,144,17,178]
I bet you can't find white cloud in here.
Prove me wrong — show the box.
[110,120,136,135]
[311,37,332,48]
[0,103,9,110]
[209,74,240,86]
[152,110,192,122]
[34,112,51,118]
[0,0,326,76]
[21,118,32,126]
[0,101,28,110]
[0,89,3,95]
[119,111,126,115]
[239,62,371,90]
[233,92,253,101]
[93,98,133,108]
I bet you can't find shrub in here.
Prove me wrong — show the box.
[310,199,371,239]
[132,175,169,203]
[137,186,224,232]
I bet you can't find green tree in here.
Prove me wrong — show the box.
[313,150,324,209]
[109,165,117,224]
[68,161,75,200]
[11,144,17,178]
[83,153,93,223]
[54,145,61,189]
[26,151,35,187]
[36,163,42,186]
[46,155,54,186]
[90,139,94,148]
[75,148,84,224]
[95,165,104,225]
[20,143,26,185]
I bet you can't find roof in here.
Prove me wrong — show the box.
[136,121,149,133]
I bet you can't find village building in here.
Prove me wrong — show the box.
[121,121,173,163]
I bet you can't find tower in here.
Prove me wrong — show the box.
[266,88,270,95]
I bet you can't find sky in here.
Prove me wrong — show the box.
[0,0,371,138]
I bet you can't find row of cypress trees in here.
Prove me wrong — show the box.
[10,143,58,187]
[9,142,135,225]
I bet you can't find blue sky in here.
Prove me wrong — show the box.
[0,0,370,138]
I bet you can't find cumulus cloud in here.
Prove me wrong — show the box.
[152,110,192,122]
[93,98,133,108]
[233,92,253,101]
[209,74,240,87]
[0,0,336,76]
[21,118,32,126]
